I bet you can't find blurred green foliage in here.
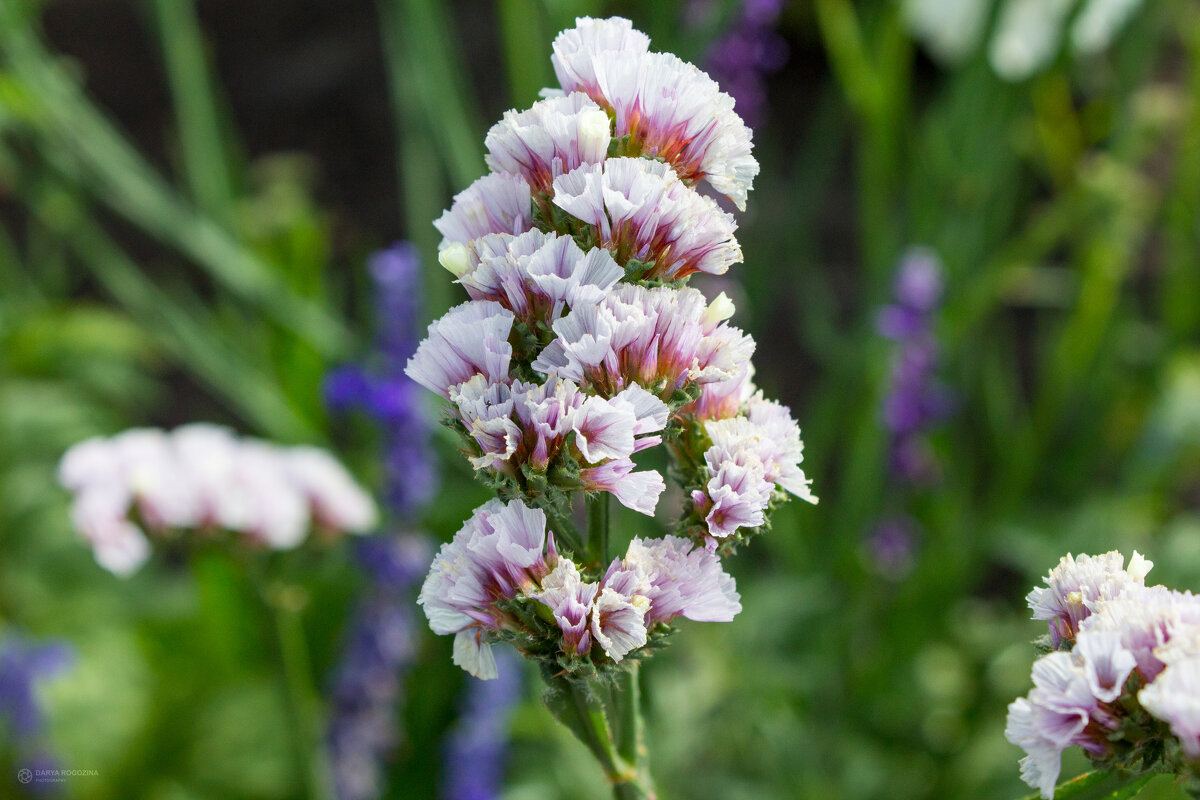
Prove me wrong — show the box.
[1,0,1199,798]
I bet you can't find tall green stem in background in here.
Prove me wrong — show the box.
[0,6,351,358]
[263,583,334,800]
[150,0,236,226]
[813,0,910,282]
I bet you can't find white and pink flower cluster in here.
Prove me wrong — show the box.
[450,375,668,514]
[690,393,818,547]
[418,498,740,679]
[410,16,814,678]
[1006,550,1200,797]
[58,424,377,575]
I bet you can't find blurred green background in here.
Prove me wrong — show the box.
[2,0,1200,798]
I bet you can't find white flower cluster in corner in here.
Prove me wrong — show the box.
[1005,550,1200,797]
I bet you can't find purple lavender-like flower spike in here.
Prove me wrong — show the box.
[325,242,439,514]
[695,0,789,130]
[861,249,953,579]
[328,538,432,800]
[0,635,72,738]
[876,248,954,486]
[324,244,443,800]
[442,647,522,800]
[0,632,73,796]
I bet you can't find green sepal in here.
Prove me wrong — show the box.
[623,257,654,282]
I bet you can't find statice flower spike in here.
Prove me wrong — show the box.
[549,16,651,99]
[410,16,814,797]
[604,535,742,626]
[418,498,558,679]
[1139,658,1200,758]
[551,158,743,281]
[531,284,753,399]
[690,392,816,547]
[551,23,759,210]
[445,230,623,327]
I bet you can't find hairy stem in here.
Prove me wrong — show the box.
[610,663,655,800]
[587,493,611,567]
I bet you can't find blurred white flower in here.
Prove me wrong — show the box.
[902,0,1147,81]
[58,424,377,575]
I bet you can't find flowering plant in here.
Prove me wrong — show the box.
[57,423,377,575]
[1007,550,1200,798]
[407,16,816,798]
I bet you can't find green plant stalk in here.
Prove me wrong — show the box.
[498,0,551,107]
[150,0,236,224]
[610,664,653,800]
[812,0,909,281]
[1162,10,1200,339]
[377,0,452,316]
[0,152,315,441]
[545,499,656,799]
[0,14,350,356]
[587,493,610,566]
[384,0,485,190]
[267,587,334,800]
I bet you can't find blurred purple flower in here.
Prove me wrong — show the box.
[0,633,72,796]
[442,647,522,800]
[324,242,438,516]
[863,250,954,578]
[0,636,72,738]
[694,0,789,129]
[877,249,954,485]
[328,537,432,800]
[325,243,440,800]
[866,517,920,579]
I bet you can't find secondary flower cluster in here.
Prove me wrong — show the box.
[418,498,741,679]
[409,16,815,680]
[58,424,377,575]
[1006,550,1200,798]
[902,0,1145,81]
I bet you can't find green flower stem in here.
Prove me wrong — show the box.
[609,664,655,800]
[587,493,611,567]
[544,505,585,558]
[812,0,910,279]
[264,585,334,800]
[556,675,655,800]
